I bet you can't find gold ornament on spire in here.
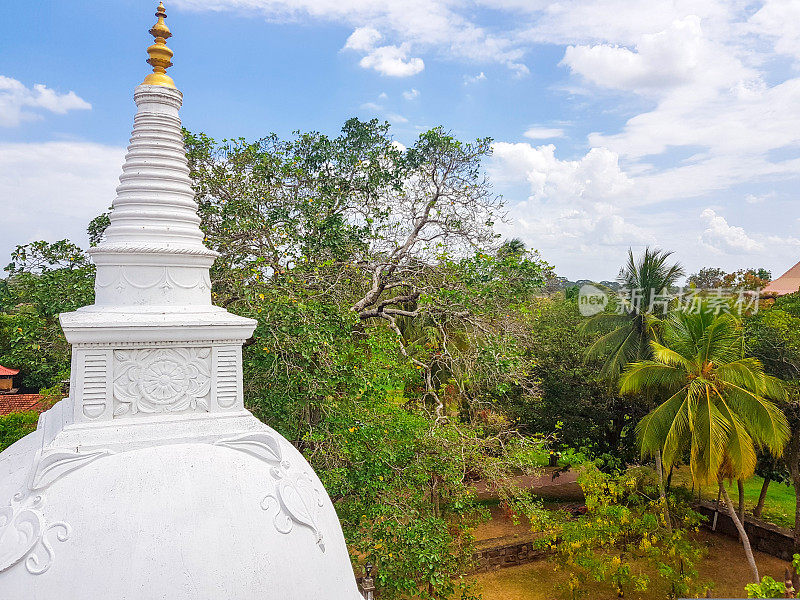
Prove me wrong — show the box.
[142,2,176,88]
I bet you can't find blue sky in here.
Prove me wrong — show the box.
[2,0,800,281]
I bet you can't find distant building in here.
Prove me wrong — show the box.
[762,260,800,296]
[0,365,46,415]
[0,394,45,416]
[0,365,19,394]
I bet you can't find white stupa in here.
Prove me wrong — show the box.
[0,4,362,598]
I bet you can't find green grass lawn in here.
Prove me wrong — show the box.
[672,468,796,530]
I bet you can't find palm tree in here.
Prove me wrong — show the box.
[581,248,684,523]
[621,309,789,582]
[582,247,685,379]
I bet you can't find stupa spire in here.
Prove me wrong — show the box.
[142,2,176,88]
[0,5,363,598]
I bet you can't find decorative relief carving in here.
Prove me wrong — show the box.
[113,347,211,416]
[215,432,326,552]
[82,352,108,419]
[95,266,211,292]
[0,449,112,576]
[0,494,70,575]
[215,347,238,409]
[88,244,218,258]
[27,450,112,491]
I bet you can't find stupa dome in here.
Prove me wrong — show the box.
[0,406,361,598]
[0,4,362,598]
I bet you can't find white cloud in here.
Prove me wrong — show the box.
[523,127,565,140]
[0,76,91,127]
[386,112,408,123]
[344,27,424,77]
[699,208,764,254]
[360,101,383,111]
[491,142,633,200]
[359,44,424,77]
[175,0,528,75]
[749,0,800,60]
[489,142,651,259]
[464,72,487,85]
[515,1,738,47]
[344,26,383,51]
[0,142,125,261]
[402,88,420,100]
[745,191,776,204]
[561,16,748,94]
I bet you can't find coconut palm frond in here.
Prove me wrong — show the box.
[716,358,764,392]
[620,361,685,395]
[763,375,790,402]
[661,394,691,470]
[649,341,694,371]
[636,387,687,459]
[578,312,632,336]
[723,382,790,455]
[586,323,638,379]
[715,391,757,479]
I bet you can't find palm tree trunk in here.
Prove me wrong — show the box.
[738,479,746,523]
[720,482,759,583]
[712,485,722,531]
[753,477,770,519]
[655,449,672,534]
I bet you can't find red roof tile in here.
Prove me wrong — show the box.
[0,394,45,416]
[0,365,19,376]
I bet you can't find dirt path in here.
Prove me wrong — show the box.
[472,530,789,599]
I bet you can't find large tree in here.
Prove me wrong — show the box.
[184,119,549,419]
[622,309,789,582]
[180,119,550,598]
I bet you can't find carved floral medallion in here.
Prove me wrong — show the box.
[113,347,211,415]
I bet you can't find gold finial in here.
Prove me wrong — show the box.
[142,2,176,88]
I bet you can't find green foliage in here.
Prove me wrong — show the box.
[746,298,800,382]
[0,240,94,389]
[537,464,708,599]
[0,410,39,451]
[688,267,726,289]
[504,296,647,466]
[311,396,540,600]
[743,552,800,597]
[688,267,772,291]
[745,576,785,598]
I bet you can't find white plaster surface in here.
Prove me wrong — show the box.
[0,81,362,599]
